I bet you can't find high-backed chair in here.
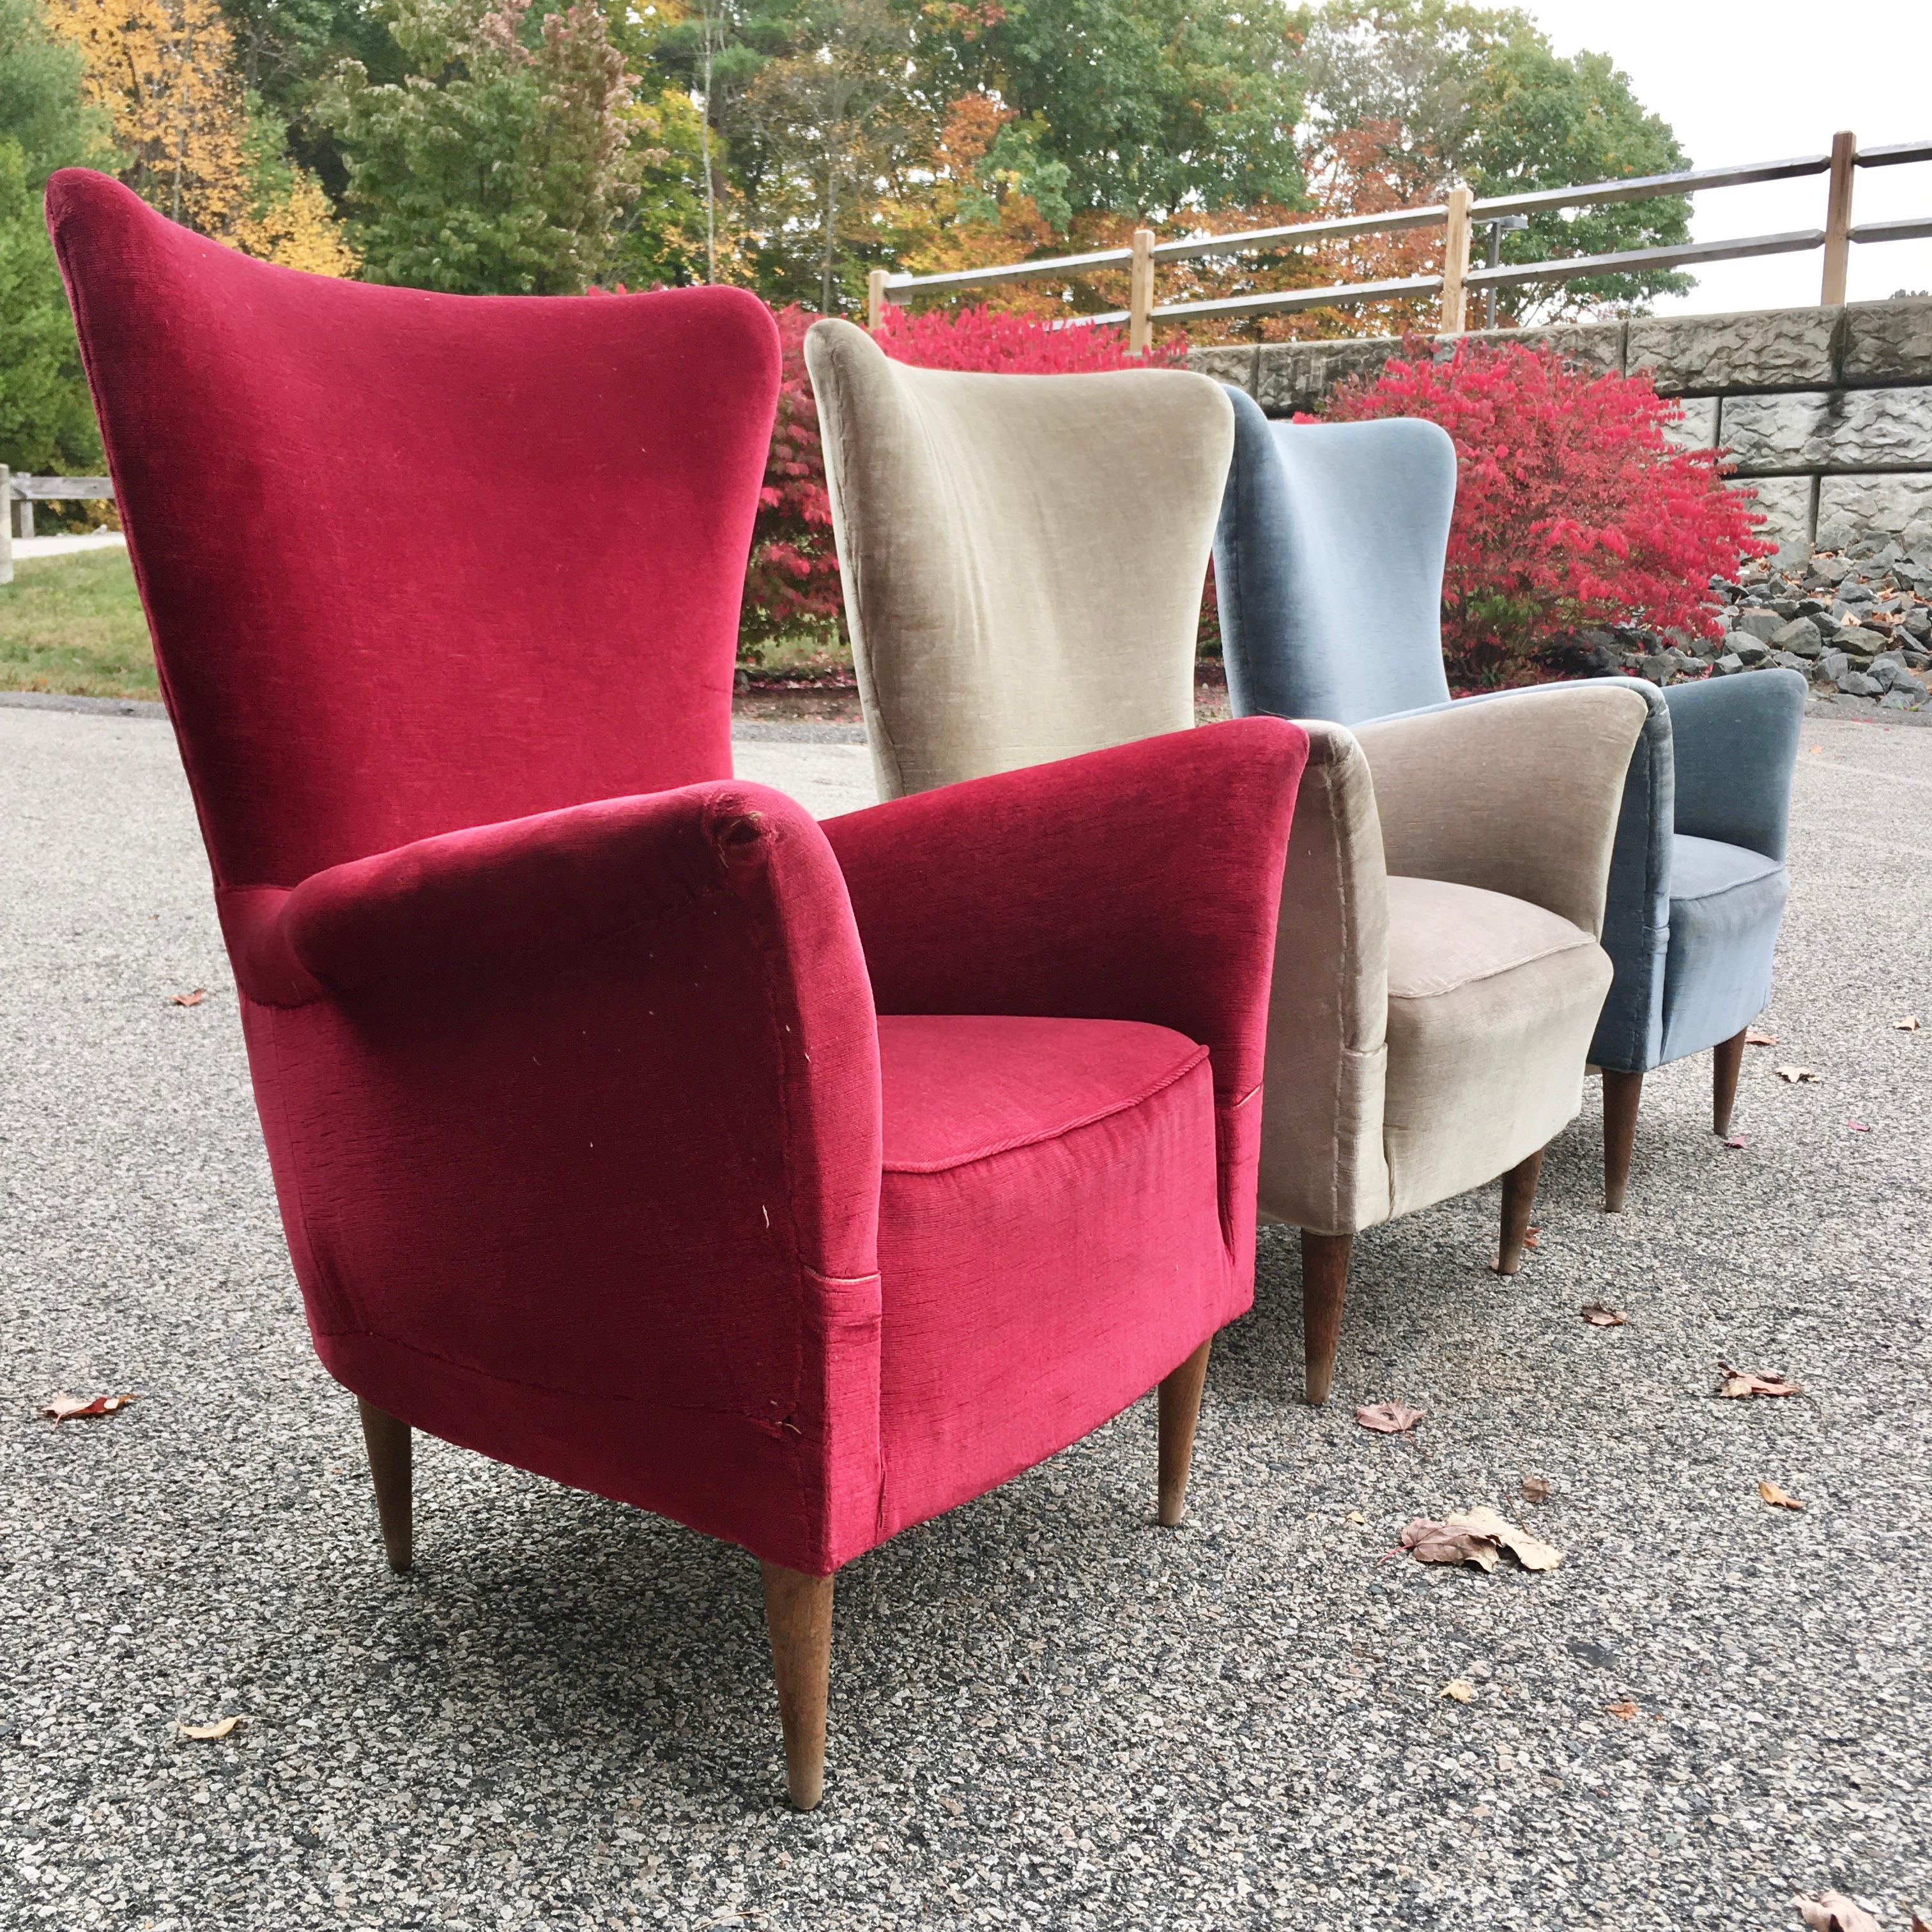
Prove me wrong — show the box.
[1213,387,1807,1208]
[52,170,1310,1807]
[807,318,1647,1404]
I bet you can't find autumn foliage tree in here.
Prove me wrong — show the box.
[1315,338,1772,687]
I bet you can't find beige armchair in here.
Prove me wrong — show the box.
[806,318,1648,1402]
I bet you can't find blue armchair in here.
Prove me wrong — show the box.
[1213,385,1807,1210]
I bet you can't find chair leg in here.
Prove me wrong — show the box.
[1712,1027,1747,1136]
[1602,1070,1643,1213]
[356,1397,413,1574]
[1494,1147,1544,1275]
[760,1560,834,1812]
[1156,1338,1212,1528]
[1301,1230,1353,1407]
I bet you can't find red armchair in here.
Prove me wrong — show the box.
[49,170,1309,1807]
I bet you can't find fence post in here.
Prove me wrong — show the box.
[867,269,888,333]
[1440,186,1473,334]
[0,467,11,586]
[1129,228,1156,355]
[1821,130,1856,305]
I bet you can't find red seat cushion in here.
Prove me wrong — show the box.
[874,1015,1236,1540]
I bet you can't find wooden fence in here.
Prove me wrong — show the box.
[866,132,1932,350]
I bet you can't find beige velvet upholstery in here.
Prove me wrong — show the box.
[804,328,1650,1255]
[804,318,1233,799]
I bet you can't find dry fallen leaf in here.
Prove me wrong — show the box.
[1522,1225,1540,1251]
[1345,1510,1367,1526]
[35,1392,138,1425]
[1796,1892,1883,1932]
[177,1715,243,1741]
[1719,1365,1804,1400]
[1722,1133,1749,1150]
[1580,1303,1627,1328]
[1758,1480,1805,1511]
[1909,1912,1929,1932]
[169,988,206,1008]
[1745,1028,1780,1046]
[1774,1066,1818,1084]
[1401,1518,1499,1571]
[1895,1016,1922,1032]
[1520,1475,1552,1505]
[1448,1505,1564,1573]
[1356,1400,1426,1435]
[1440,1680,1476,1703]
[1604,1699,1640,1721]
[1846,1120,1871,1133]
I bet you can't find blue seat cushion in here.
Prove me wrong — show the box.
[1658,835,1790,1064]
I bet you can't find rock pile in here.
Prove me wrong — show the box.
[1570,524,1932,714]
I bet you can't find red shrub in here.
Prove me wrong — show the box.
[1316,338,1774,688]
[742,303,1182,650]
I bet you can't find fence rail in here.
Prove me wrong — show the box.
[866,131,1932,349]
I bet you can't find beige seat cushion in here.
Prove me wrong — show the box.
[1382,875,1612,1219]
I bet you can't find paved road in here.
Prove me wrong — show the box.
[3,706,1927,1930]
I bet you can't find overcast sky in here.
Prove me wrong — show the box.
[1503,0,1932,312]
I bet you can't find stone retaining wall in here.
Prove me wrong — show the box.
[1190,298,1932,555]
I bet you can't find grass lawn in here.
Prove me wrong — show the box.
[0,548,157,700]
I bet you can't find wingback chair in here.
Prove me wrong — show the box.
[1213,387,1807,1209]
[51,170,1310,1807]
[806,318,1648,1404]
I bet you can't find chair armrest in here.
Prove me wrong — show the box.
[1353,684,1652,937]
[820,719,1308,1108]
[1664,666,1807,862]
[221,781,887,1576]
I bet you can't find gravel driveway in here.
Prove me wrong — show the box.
[3,703,1927,1931]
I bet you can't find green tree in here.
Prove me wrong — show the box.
[327,0,638,293]
[0,0,105,478]
[1298,0,1690,320]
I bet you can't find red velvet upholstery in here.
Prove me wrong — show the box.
[51,169,1310,1582]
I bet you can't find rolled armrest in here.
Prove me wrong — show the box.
[821,718,1308,1107]
[222,781,887,1575]
[1664,666,1806,861]
[1353,684,1651,936]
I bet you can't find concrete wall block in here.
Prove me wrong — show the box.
[1736,474,1816,551]
[1839,299,1932,387]
[1627,306,1839,394]
[1459,319,1627,373]
[1721,386,1932,474]
[1664,395,1719,450]
[1816,472,1932,540]
[1254,337,1399,417]
[1186,346,1259,395]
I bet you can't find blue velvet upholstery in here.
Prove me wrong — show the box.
[1213,384,1807,1078]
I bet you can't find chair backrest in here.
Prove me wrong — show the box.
[48,169,779,889]
[1215,385,1457,728]
[804,318,1234,799]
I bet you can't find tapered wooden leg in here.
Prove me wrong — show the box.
[1301,1230,1353,1407]
[1156,1339,1212,1528]
[1494,1147,1544,1275]
[356,1397,413,1574]
[760,1560,833,1812]
[1712,1028,1747,1137]
[1602,1070,1643,1213]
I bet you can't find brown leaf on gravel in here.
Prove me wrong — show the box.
[1796,1892,1883,1932]
[1758,1480,1805,1511]
[177,1715,243,1741]
[1722,1133,1749,1150]
[1846,1120,1871,1133]
[1719,1365,1804,1400]
[1580,1303,1627,1327]
[1520,1476,1552,1505]
[1745,1028,1779,1046]
[169,988,206,1007]
[1604,1699,1639,1720]
[1448,1505,1563,1573]
[1774,1065,1818,1083]
[1908,1912,1929,1932]
[1522,1225,1540,1251]
[1401,1518,1499,1571]
[1356,1400,1425,1435]
[1439,1679,1476,1703]
[35,1392,138,1425]
[1895,1016,1921,1032]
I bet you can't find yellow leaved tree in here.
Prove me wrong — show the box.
[44,0,353,272]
